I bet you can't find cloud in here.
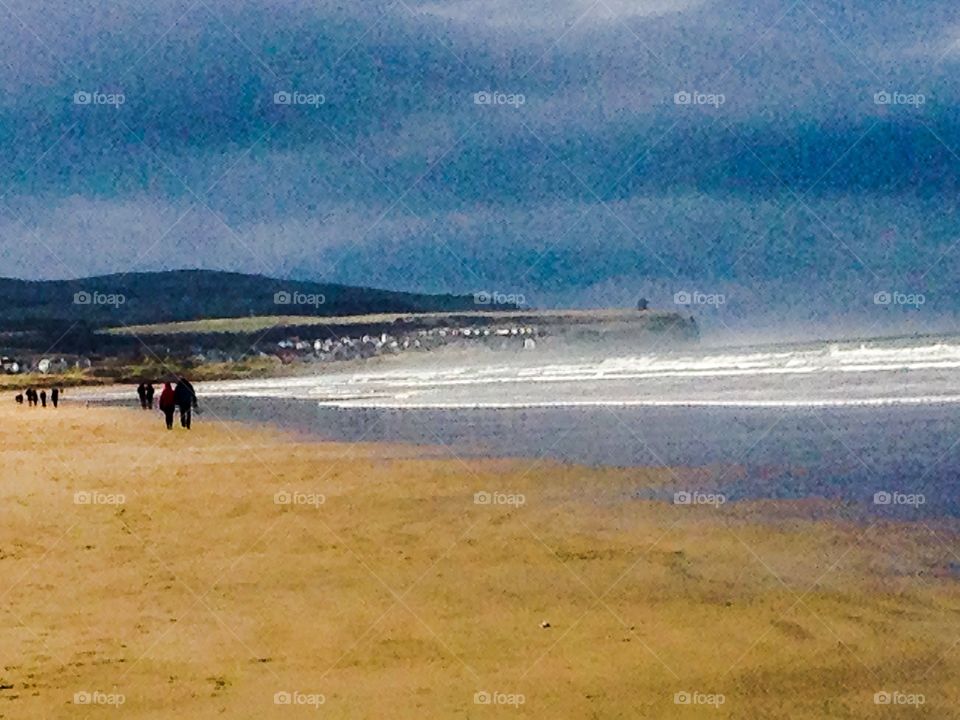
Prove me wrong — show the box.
[0,0,959,329]
[412,0,706,29]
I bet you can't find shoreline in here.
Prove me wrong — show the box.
[71,388,960,409]
[2,402,960,717]
[64,391,960,521]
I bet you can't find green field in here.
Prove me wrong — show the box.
[103,309,680,337]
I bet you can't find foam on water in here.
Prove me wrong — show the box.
[163,335,960,409]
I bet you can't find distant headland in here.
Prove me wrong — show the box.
[0,270,698,386]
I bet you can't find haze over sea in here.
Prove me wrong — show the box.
[88,332,960,518]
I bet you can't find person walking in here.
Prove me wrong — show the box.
[39,390,46,408]
[173,378,198,429]
[51,387,60,408]
[136,382,147,409]
[158,382,176,430]
[145,383,155,409]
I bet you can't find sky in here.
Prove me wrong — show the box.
[0,0,958,335]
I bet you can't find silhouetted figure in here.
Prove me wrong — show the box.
[26,388,37,407]
[636,297,649,311]
[145,383,155,410]
[173,378,198,429]
[136,382,147,409]
[15,393,23,405]
[51,387,60,408]
[158,382,176,430]
[39,390,46,408]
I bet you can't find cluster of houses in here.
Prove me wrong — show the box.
[1,355,92,375]
[277,324,539,364]
[191,323,541,366]
[3,324,542,375]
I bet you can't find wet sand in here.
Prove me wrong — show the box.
[2,402,959,718]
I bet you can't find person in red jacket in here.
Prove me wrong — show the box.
[158,382,176,430]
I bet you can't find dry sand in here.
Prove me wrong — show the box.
[1,401,959,718]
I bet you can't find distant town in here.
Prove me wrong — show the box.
[2,308,698,382]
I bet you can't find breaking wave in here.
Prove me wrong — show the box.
[180,336,960,408]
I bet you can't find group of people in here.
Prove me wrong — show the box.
[15,387,61,408]
[13,378,198,431]
[141,378,199,430]
[136,382,156,409]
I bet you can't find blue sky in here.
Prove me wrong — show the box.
[0,0,958,332]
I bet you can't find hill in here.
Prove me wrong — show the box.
[0,270,479,328]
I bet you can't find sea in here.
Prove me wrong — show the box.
[84,333,960,518]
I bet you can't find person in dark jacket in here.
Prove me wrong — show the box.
[26,388,36,407]
[158,382,176,430]
[145,383,155,409]
[39,390,46,408]
[173,378,198,429]
[136,382,147,409]
[51,387,60,408]
[15,393,23,405]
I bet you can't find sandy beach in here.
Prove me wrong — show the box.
[2,401,959,718]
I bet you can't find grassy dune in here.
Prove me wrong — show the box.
[0,358,288,390]
[0,370,104,391]
[1,402,958,718]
